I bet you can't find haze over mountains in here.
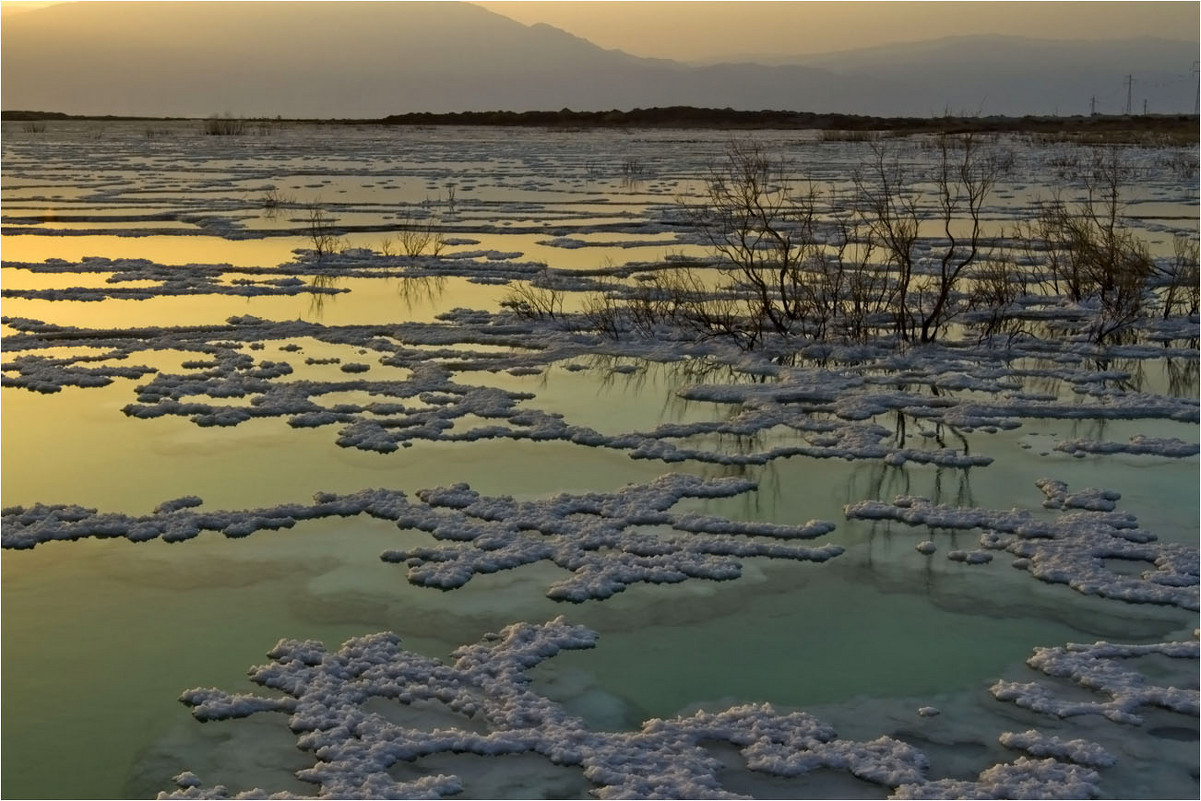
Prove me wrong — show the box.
[2,1,1196,118]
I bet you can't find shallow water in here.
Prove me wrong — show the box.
[2,122,1198,800]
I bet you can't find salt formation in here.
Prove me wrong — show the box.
[1,257,351,301]
[161,618,1104,800]
[1053,434,1199,458]
[997,730,1116,768]
[992,639,1199,724]
[3,351,158,393]
[376,475,841,601]
[4,300,1195,468]
[845,480,1198,610]
[889,758,1101,800]
[2,474,842,601]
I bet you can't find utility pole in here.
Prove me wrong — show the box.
[1143,99,1148,116]
[1090,95,1097,116]
[1193,61,1199,115]
[1125,74,1134,115]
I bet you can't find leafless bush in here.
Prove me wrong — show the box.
[395,203,446,257]
[582,292,624,339]
[1157,233,1200,319]
[966,257,1031,341]
[1012,150,1156,343]
[676,137,1002,347]
[621,156,648,182]
[853,143,922,340]
[307,204,344,260]
[625,267,765,349]
[682,140,819,340]
[1155,150,1200,181]
[501,279,565,320]
[203,113,248,136]
[260,186,294,216]
[855,133,1002,343]
[795,204,886,342]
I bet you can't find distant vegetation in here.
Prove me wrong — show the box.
[375,107,1199,142]
[3,107,1197,142]
[2,110,174,122]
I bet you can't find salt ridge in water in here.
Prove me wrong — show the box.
[162,617,1151,800]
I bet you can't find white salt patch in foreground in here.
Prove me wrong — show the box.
[162,619,1113,801]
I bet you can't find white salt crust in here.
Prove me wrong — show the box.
[2,474,842,602]
[5,310,1194,472]
[991,639,1200,725]
[160,618,1112,800]
[845,480,1198,610]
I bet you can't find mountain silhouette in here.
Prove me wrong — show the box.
[2,2,1196,117]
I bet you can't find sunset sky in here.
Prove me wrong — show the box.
[2,1,1197,62]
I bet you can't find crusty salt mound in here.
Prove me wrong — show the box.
[2,474,842,601]
[161,618,1107,800]
[845,479,1198,610]
[992,639,1199,724]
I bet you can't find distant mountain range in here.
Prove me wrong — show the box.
[2,1,1196,118]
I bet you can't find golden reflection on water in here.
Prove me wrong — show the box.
[1,275,511,329]
[1,233,308,268]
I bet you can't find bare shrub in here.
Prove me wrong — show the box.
[682,140,817,340]
[966,257,1030,341]
[798,203,884,342]
[582,292,624,339]
[621,156,649,185]
[679,138,981,347]
[624,267,764,349]
[855,133,1002,343]
[395,203,446,257]
[260,186,294,216]
[1012,150,1156,343]
[203,113,248,136]
[853,143,922,340]
[501,279,565,320]
[307,204,344,260]
[1158,234,1200,319]
[918,133,1002,342]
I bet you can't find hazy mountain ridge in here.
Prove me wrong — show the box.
[2,2,1196,117]
[706,34,1194,68]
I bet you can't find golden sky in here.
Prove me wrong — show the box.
[0,1,58,15]
[2,1,1196,61]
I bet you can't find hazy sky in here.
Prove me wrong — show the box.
[2,2,1197,60]
[476,1,1199,60]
